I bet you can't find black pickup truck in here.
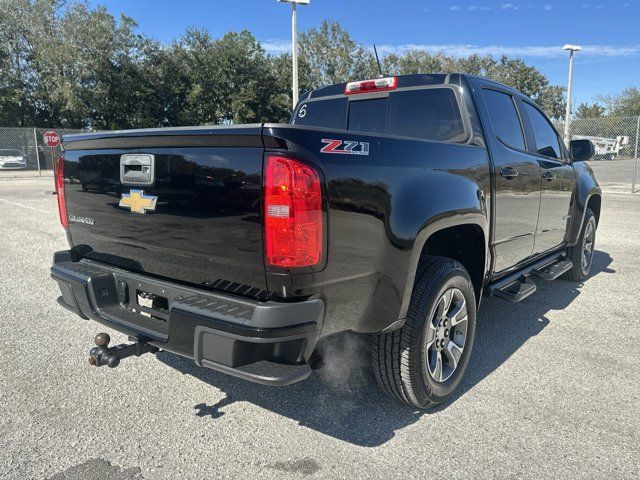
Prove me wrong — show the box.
[52,74,600,408]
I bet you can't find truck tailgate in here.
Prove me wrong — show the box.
[61,126,267,298]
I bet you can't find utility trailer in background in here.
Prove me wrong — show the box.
[573,135,629,160]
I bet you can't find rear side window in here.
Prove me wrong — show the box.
[482,89,525,150]
[388,89,466,142]
[293,98,347,129]
[523,102,562,159]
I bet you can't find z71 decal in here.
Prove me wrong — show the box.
[320,139,370,156]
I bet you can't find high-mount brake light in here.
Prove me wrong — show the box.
[56,155,68,229]
[345,77,398,95]
[264,155,323,268]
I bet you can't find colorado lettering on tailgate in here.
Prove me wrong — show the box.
[320,139,370,156]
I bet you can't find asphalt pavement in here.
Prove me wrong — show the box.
[0,178,638,479]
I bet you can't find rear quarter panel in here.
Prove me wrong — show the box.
[567,160,602,245]
[264,125,491,335]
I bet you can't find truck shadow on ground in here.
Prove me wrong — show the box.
[158,250,614,447]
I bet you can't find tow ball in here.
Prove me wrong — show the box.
[88,333,159,368]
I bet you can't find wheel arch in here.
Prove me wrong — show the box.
[567,161,602,246]
[587,194,601,226]
[394,217,489,327]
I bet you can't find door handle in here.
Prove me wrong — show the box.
[120,154,155,186]
[499,167,519,179]
[542,171,557,181]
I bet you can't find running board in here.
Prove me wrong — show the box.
[486,250,567,303]
[493,276,537,302]
[531,258,573,281]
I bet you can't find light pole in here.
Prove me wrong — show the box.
[278,0,309,108]
[563,44,581,147]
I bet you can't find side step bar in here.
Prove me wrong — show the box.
[494,276,537,302]
[487,252,573,303]
[531,258,573,281]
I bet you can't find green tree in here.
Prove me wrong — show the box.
[173,29,290,125]
[575,102,605,119]
[611,87,640,117]
[0,0,57,126]
[0,5,574,128]
[299,20,377,87]
[366,47,566,119]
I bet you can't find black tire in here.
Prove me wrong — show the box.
[564,208,597,281]
[371,256,476,409]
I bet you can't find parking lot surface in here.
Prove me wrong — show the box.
[1,178,639,479]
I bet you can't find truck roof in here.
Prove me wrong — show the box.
[305,73,527,101]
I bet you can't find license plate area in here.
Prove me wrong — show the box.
[136,289,169,318]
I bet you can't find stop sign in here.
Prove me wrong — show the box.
[43,130,60,148]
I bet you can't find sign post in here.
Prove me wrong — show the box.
[33,128,41,177]
[43,130,60,174]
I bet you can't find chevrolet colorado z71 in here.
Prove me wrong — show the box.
[52,74,600,408]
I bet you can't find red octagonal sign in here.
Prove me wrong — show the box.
[43,130,60,148]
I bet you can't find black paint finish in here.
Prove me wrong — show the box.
[262,125,490,334]
[63,144,267,295]
[59,74,601,339]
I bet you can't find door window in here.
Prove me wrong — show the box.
[482,89,526,150]
[523,102,562,160]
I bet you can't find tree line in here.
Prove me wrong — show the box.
[1,0,635,130]
[575,88,640,119]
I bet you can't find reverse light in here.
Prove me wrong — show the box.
[345,76,398,95]
[264,155,323,268]
[55,155,68,228]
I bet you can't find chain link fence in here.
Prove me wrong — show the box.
[555,116,640,193]
[1,120,640,191]
[0,127,83,178]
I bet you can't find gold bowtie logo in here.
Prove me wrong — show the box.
[119,190,157,214]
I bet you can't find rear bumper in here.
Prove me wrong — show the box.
[51,250,324,386]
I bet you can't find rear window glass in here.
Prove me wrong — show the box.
[292,87,468,144]
[348,98,387,134]
[388,89,466,142]
[293,98,347,129]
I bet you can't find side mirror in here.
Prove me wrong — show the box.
[570,139,595,162]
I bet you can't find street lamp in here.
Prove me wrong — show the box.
[278,0,310,108]
[563,44,582,146]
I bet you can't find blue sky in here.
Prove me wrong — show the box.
[90,0,640,105]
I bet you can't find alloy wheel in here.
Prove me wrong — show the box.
[581,219,596,273]
[425,288,468,383]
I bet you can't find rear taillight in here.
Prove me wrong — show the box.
[264,155,323,268]
[56,155,68,228]
[345,76,398,95]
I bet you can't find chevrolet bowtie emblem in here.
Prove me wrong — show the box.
[119,189,157,214]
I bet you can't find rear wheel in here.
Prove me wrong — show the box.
[371,257,476,409]
[564,208,597,281]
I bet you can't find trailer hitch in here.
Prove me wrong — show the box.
[88,333,159,368]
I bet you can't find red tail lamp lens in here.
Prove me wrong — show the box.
[264,155,323,268]
[56,156,68,228]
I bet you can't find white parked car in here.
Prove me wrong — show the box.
[0,149,27,169]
